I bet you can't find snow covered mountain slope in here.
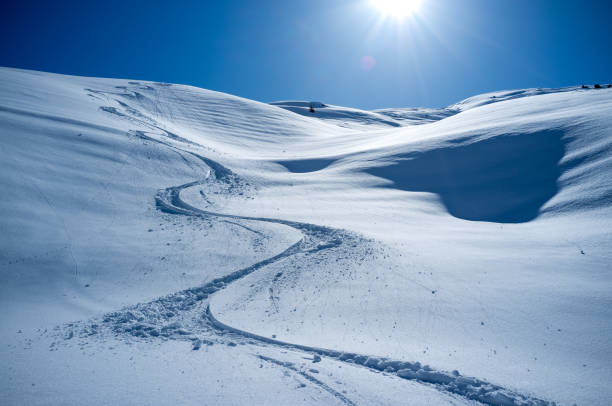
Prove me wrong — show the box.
[1,67,611,406]
[374,106,457,125]
[270,100,459,128]
[270,100,404,130]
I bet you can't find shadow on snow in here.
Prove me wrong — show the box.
[365,130,567,223]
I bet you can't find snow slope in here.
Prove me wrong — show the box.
[1,67,611,406]
[270,100,404,129]
[270,100,458,129]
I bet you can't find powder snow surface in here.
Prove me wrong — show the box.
[1,67,611,406]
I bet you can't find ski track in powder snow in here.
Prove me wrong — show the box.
[52,85,558,406]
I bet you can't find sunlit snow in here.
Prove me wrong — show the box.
[1,68,611,406]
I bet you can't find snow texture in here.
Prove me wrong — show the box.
[2,67,612,406]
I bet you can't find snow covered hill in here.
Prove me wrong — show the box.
[270,100,459,129]
[270,100,405,129]
[1,67,611,406]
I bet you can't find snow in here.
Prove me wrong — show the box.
[1,67,611,405]
[270,100,404,129]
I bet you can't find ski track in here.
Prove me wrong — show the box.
[258,355,357,406]
[57,84,557,406]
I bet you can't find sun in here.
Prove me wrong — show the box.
[371,0,423,18]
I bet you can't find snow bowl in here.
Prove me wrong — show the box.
[365,130,566,223]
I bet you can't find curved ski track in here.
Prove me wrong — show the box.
[62,84,557,406]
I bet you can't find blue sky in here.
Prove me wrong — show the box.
[1,0,611,109]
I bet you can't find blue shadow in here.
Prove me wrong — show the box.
[277,158,336,173]
[365,131,566,223]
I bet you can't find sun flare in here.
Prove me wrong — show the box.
[371,0,422,18]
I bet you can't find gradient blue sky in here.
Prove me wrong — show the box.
[1,0,611,109]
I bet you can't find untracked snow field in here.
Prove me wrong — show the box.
[1,67,611,406]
